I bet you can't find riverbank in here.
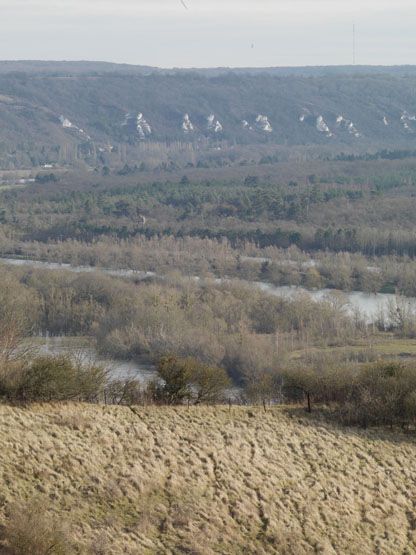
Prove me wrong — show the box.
[0,255,413,324]
[30,335,157,382]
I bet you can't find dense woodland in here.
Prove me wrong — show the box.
[4,156,416,291]
[3,157,416,255]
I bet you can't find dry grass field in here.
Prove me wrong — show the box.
[0,404,416,554]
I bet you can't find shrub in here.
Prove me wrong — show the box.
[105,378,144,405]
[2,500,72,555]
[154,355,230,405]
[154,356,193,404]
[404,390,416,424]
[355,361,416,426]
[191,360,231,404]
[243,370,280,404]
[282,360,416,427]
[5,355,108,403]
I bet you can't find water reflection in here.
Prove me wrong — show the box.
[36,336,156,382]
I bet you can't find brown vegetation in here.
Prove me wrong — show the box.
[0,403,415,554]
[0,264,367,384]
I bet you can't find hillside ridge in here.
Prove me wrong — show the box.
[2,62,416,168]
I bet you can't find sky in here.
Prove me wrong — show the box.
[0,0,415,67]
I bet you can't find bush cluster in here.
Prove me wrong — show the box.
[0,355,107,403]
[0,354,231,407]
[283,361,416,428]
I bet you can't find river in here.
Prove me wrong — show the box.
[33,336,241,399]
[255,283,410,324]
[1,256,413,324]
[0,257,155,280]
[34,336,157,383]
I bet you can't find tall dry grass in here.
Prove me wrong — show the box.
[0,403,415,554]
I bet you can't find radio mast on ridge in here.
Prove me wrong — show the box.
[353,24,356,65]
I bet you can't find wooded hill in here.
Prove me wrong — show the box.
[2,62,416,167]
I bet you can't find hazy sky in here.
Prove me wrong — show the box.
[0,0,414,67]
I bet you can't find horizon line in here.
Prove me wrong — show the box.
[1,59,416,71]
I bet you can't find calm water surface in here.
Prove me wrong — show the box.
[2,256,414,324]
[255,283,414,323]
[35,336,156,382]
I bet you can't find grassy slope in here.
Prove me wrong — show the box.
[0,404,415,554]
[289,337,416,362]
